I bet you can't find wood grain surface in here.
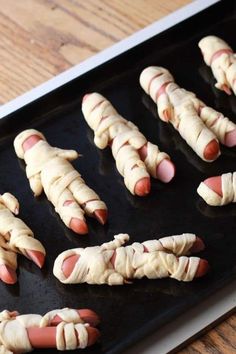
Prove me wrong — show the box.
[0,0,235,353]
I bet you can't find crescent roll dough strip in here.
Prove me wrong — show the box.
[197,172,236,206]
[139,66,226,161]
[0,193,45,273]
[53,233,204,285]
[82,93,172,195]
[0,308,95,353]
[14,129,107,232]
[199,36,236,95]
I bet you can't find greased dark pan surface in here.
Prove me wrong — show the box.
[0,1,236,353]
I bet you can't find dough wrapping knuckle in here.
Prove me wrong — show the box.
[139,66,232,161]
[13,129,107,230]
[53,233,203,285]
[0,193,45,271]
[199,36,236,95]
[40,308,83,327]
[82,93,172,194]
[198,172,236,206]
[56,322,88,350]
[199,106,236,145]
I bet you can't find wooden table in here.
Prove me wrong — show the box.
[0,0,235,353]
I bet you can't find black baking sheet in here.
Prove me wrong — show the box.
[0,1,236,353]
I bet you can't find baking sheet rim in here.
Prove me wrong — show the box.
[1,0,235,352]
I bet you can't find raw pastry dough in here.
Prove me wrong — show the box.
[140,66,236,160]
[0,193,45,272]
[14,129,107,229]
[199,36,236,95]
[53,233,201,285]
[82,93,171,194]
[0,308,90,353]
[197,172,236,206]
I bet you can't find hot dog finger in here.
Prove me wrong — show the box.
[199,106,236,148]
[54,233,209,284]
[0,192,46,283]
[0,308,100,352]
[142,233,205,256]
[197,172,236,206]
[199,36,236,95]
[22,136,90,234]
[27,325,100,349]
[61,234,205,280]
[14,129,108,235]
[140,66,221,162]
[110,242,208,279]
[138,144,175,183]
[82,93,174,196]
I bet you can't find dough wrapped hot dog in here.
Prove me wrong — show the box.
[0,193,45,284]
[199,36,236,96]
[14,129,107,235]
[197,172,236,206]
[140,67,236,160]
[0,308,100,353]
[82,93,175,196]
[53,233,208,285]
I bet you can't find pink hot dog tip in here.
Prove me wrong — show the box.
[190,237,205,253]
[22,135,43,152]
[195,259,209,278]
[82,94,91,103]
[203,139,220,161]
[224,129,236,147]
[221,84,232,95]
[0,265,17,284]
[156,159,175,183]
[69,218,88,235]
[204,176,222,197]
[87,327,101,346]
[93,209,108,225]
[62,254,80,278]
[134,177,151,196]
[26,250,45,268]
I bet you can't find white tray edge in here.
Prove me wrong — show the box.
[2,1,235,353]
[124,280,236,354]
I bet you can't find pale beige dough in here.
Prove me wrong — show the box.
[14,129,107,229]
[0,193,45,271]
[140,66,236,161]
[82,93,171,194]
[53,233,201,285]
[0,308,90,353]
[197,172,236,206]
[199,36,236,95]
